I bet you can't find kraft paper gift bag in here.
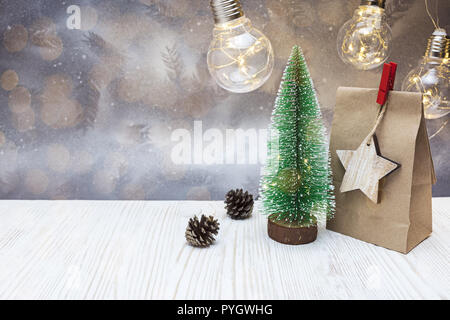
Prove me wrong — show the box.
[327,87,436,254]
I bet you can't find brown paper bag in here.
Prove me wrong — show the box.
[327,87,436,254]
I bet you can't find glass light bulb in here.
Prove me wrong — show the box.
[337,5,392,70]
[402,56,449,120]
[207,16,274,93]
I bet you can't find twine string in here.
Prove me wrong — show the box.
[365,103,388,146]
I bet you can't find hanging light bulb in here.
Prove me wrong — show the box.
[337,0,392,70]
[402,29,449,120]
[207,0,274,93]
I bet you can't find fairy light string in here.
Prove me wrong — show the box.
[406,0,449,138]
[208,17,270,86]
[425,0,440,30]
[339,4,391,69]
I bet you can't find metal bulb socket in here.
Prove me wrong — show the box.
[425,29,449,58]
[210,0,244,24]
[360,0,386,8]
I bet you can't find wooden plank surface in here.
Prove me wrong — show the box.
[0,199,448,300]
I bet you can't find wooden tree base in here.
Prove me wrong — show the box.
[268,218,317,245]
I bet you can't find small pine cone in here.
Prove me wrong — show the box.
[185,215,220,248]
[225,189,254,220]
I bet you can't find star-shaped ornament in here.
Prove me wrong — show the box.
[337,136,400,203]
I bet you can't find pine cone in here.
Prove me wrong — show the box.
[185,215,220,248]
[225,189,254,220]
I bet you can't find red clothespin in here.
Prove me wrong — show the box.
[376,62,397,105]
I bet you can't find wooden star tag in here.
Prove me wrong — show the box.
[337,136,400,203]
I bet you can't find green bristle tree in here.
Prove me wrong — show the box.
[260,45,335,228]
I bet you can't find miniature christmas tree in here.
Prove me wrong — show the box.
[260,45,335,245]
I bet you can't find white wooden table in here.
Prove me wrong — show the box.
[0,199,448,300]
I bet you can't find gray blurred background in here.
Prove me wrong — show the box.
[0,0,448,200]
